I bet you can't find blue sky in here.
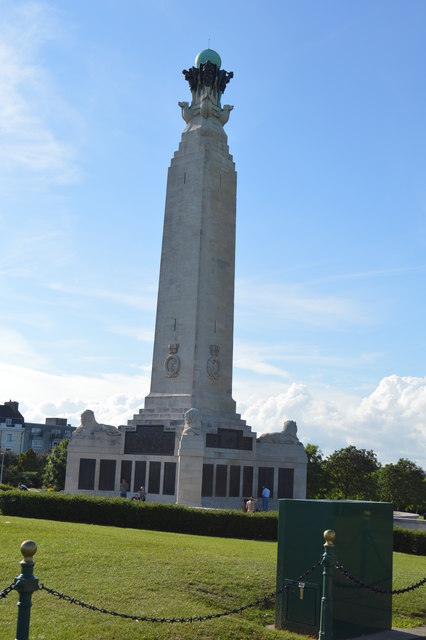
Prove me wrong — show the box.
[1,0,425,468]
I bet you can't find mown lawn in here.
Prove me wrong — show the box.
[0,516,424,639]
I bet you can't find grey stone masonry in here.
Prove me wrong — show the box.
[147,111,237,416]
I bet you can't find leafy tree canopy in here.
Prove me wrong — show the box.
[42,439,69,491]
[325,445,380,500]
[379,458,426,512]
[305,443,330,498]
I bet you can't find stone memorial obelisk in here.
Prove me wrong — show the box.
[65,49,307,507]
[146,48,236,417]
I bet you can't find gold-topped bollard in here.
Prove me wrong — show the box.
[20,541,37,564]
[323,529,335,547]
[14,540,39,640]
[318,530,336,640]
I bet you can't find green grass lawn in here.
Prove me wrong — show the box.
[0,516,424,639]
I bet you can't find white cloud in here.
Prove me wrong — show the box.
[0,2,77,183]
[0,363,149,427]
[241,375,426,469]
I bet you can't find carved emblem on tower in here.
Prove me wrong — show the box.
[165,343,180,378]
[207,344,221,380]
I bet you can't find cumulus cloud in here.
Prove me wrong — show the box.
[241,375,426,469]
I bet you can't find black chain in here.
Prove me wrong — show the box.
[0,583,16,600]
[39,584,280,623]
[336,563,426,595]
[283,559,323,589]
[38,559,323,623]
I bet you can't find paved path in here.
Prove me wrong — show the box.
[352,627,426,640]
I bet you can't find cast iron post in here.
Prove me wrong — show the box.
[318,529,336,640]
[14,540,39,640]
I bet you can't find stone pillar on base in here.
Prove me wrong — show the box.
[176,408,205,507]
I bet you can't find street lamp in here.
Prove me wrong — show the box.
[0,450,4,484]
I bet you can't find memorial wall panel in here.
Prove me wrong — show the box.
[99,459,116,491]
[78,458,96,490]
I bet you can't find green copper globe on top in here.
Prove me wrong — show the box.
[195,48,221,68]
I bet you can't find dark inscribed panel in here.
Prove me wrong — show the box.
[206,428,253,451]
[201,464,214,497]
[120,460,132,486]
[163,462,176,495]
[242,466,253,497]
[278,468,294,498]
[148,461,161,494]
[215,464,227,497]
[98,459,116,491]
[133,461,146,492]
[124,425,175,455]
[258,467,274,498]
[78,458,96,490]
[229,465,240,497]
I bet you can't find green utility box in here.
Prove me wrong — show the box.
[275,500,393,638]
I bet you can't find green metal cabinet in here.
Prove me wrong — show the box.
[275,500,393,638]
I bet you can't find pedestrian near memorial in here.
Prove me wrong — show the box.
[246,496,256,512]
[119,478,129,498]
[261,485,270,511]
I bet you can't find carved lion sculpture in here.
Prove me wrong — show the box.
[257,420,299,445]
[74,409,120,437]
[182,408,202,437]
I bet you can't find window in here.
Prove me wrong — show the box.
[6,433,13,443]
[31,438,43,450]
[6,418,12,425]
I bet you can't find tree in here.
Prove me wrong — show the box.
[42,439,69,491]
[378,458,426,512]
[325,445,380,500]
[305,444,330,498]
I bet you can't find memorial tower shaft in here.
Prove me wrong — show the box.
[146,54,237,417]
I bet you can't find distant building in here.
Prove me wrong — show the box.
[0,400,75,455]
[23,417,75,454]
[0,400,25,454]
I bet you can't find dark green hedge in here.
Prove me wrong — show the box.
[0,491,278,541]
[394,526,426,556]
